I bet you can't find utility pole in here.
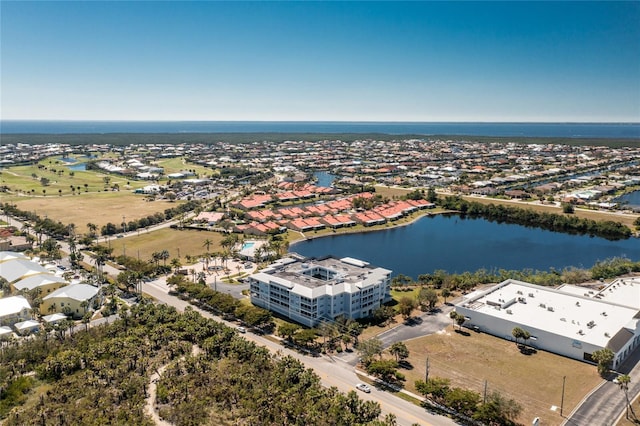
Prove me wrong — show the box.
[483,380,488,404]
[561,375,566,416]
[425,357,430,382]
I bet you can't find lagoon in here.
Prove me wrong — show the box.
[290,214,640,278]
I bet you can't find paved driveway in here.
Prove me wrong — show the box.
[336,304,456,365]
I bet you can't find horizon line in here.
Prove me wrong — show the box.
[2,119,639,125]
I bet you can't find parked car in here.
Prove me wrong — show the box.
[355,383,371,393]
[237,326,247,333]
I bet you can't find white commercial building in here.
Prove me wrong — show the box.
[249,256,392,327]
[455,278,640,369]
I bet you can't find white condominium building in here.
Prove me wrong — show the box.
[249,256,392,327]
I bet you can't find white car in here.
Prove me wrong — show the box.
[237,326,247,333]
[355,383,371,393]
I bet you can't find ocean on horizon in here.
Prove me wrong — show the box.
[1,120,639,139]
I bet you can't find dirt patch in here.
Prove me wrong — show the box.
[401,325,602,426]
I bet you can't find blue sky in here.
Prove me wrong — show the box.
[1,1,639,122]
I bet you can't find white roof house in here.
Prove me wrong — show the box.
[0,295,32,326]
[42,313,68,324]
[0,251,29,263]
[44,284,99,303]
[13,274,67,292]
[0,326,13,339]
[0,257,49,283]
[455,278,640,369]
[14,319,40,334]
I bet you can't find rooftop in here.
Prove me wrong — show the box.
[460,279,639,349]
[251,256,391,298]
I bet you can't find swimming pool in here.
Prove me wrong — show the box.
[241,242,255,250]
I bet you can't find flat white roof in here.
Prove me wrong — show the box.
[251,256,391,299]
[594,277,640,308]
[460,279,639,348]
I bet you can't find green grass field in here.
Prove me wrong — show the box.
[0,156,204,234]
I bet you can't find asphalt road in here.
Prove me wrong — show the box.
[142,278,458,426]
[563,344,640,426]
[8,213,637,425]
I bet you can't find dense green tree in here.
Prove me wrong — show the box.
[592,348,615,376]
[366,359,401,383]
[415,377,451,402]
[418,287,439,311]
[358,337,384,366]
[472,391,522,425]
[398,296,417,319]
[389,342,410,362]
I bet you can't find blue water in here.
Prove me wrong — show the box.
[290,215,640,278]
[60,157,76,163]
[242,242,255,250]
[615,190,640,208]
[314,171,337,187]
[67,163,87,171]
[1,121,639,138]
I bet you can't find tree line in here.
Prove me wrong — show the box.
[1,203,70,240]
[390,257,640,293]
[438,195,632,240]
[98,199,201,236]
[1,302,400,426]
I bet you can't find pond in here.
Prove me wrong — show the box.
[313,171,337,188]
[67,163,87,171]
[290,214,640,278]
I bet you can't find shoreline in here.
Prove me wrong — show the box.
[288,209,447,247]
[287,198,638,252]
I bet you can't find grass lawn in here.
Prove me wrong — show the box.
[99,227,227,262]
[155,157,217,177]
[400,326,602,426]
[5,191,181,235]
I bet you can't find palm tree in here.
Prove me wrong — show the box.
[617,374,637,421]
[151,251,162,268]
[92,252,108,284]
[160,249,170,267]
[87,222,98,243]
[202,238,213,253]
[170,258,182,273]
[254,246,264,264]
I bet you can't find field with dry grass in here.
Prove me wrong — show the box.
[6,192,181,235]
[399,326,602,426]
[97,227,229,262]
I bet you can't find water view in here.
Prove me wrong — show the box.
[2,120,639,138]
[290,214,640,278]
[615,190,640,209]
[313,171,337,188]
[67,163,87,171]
